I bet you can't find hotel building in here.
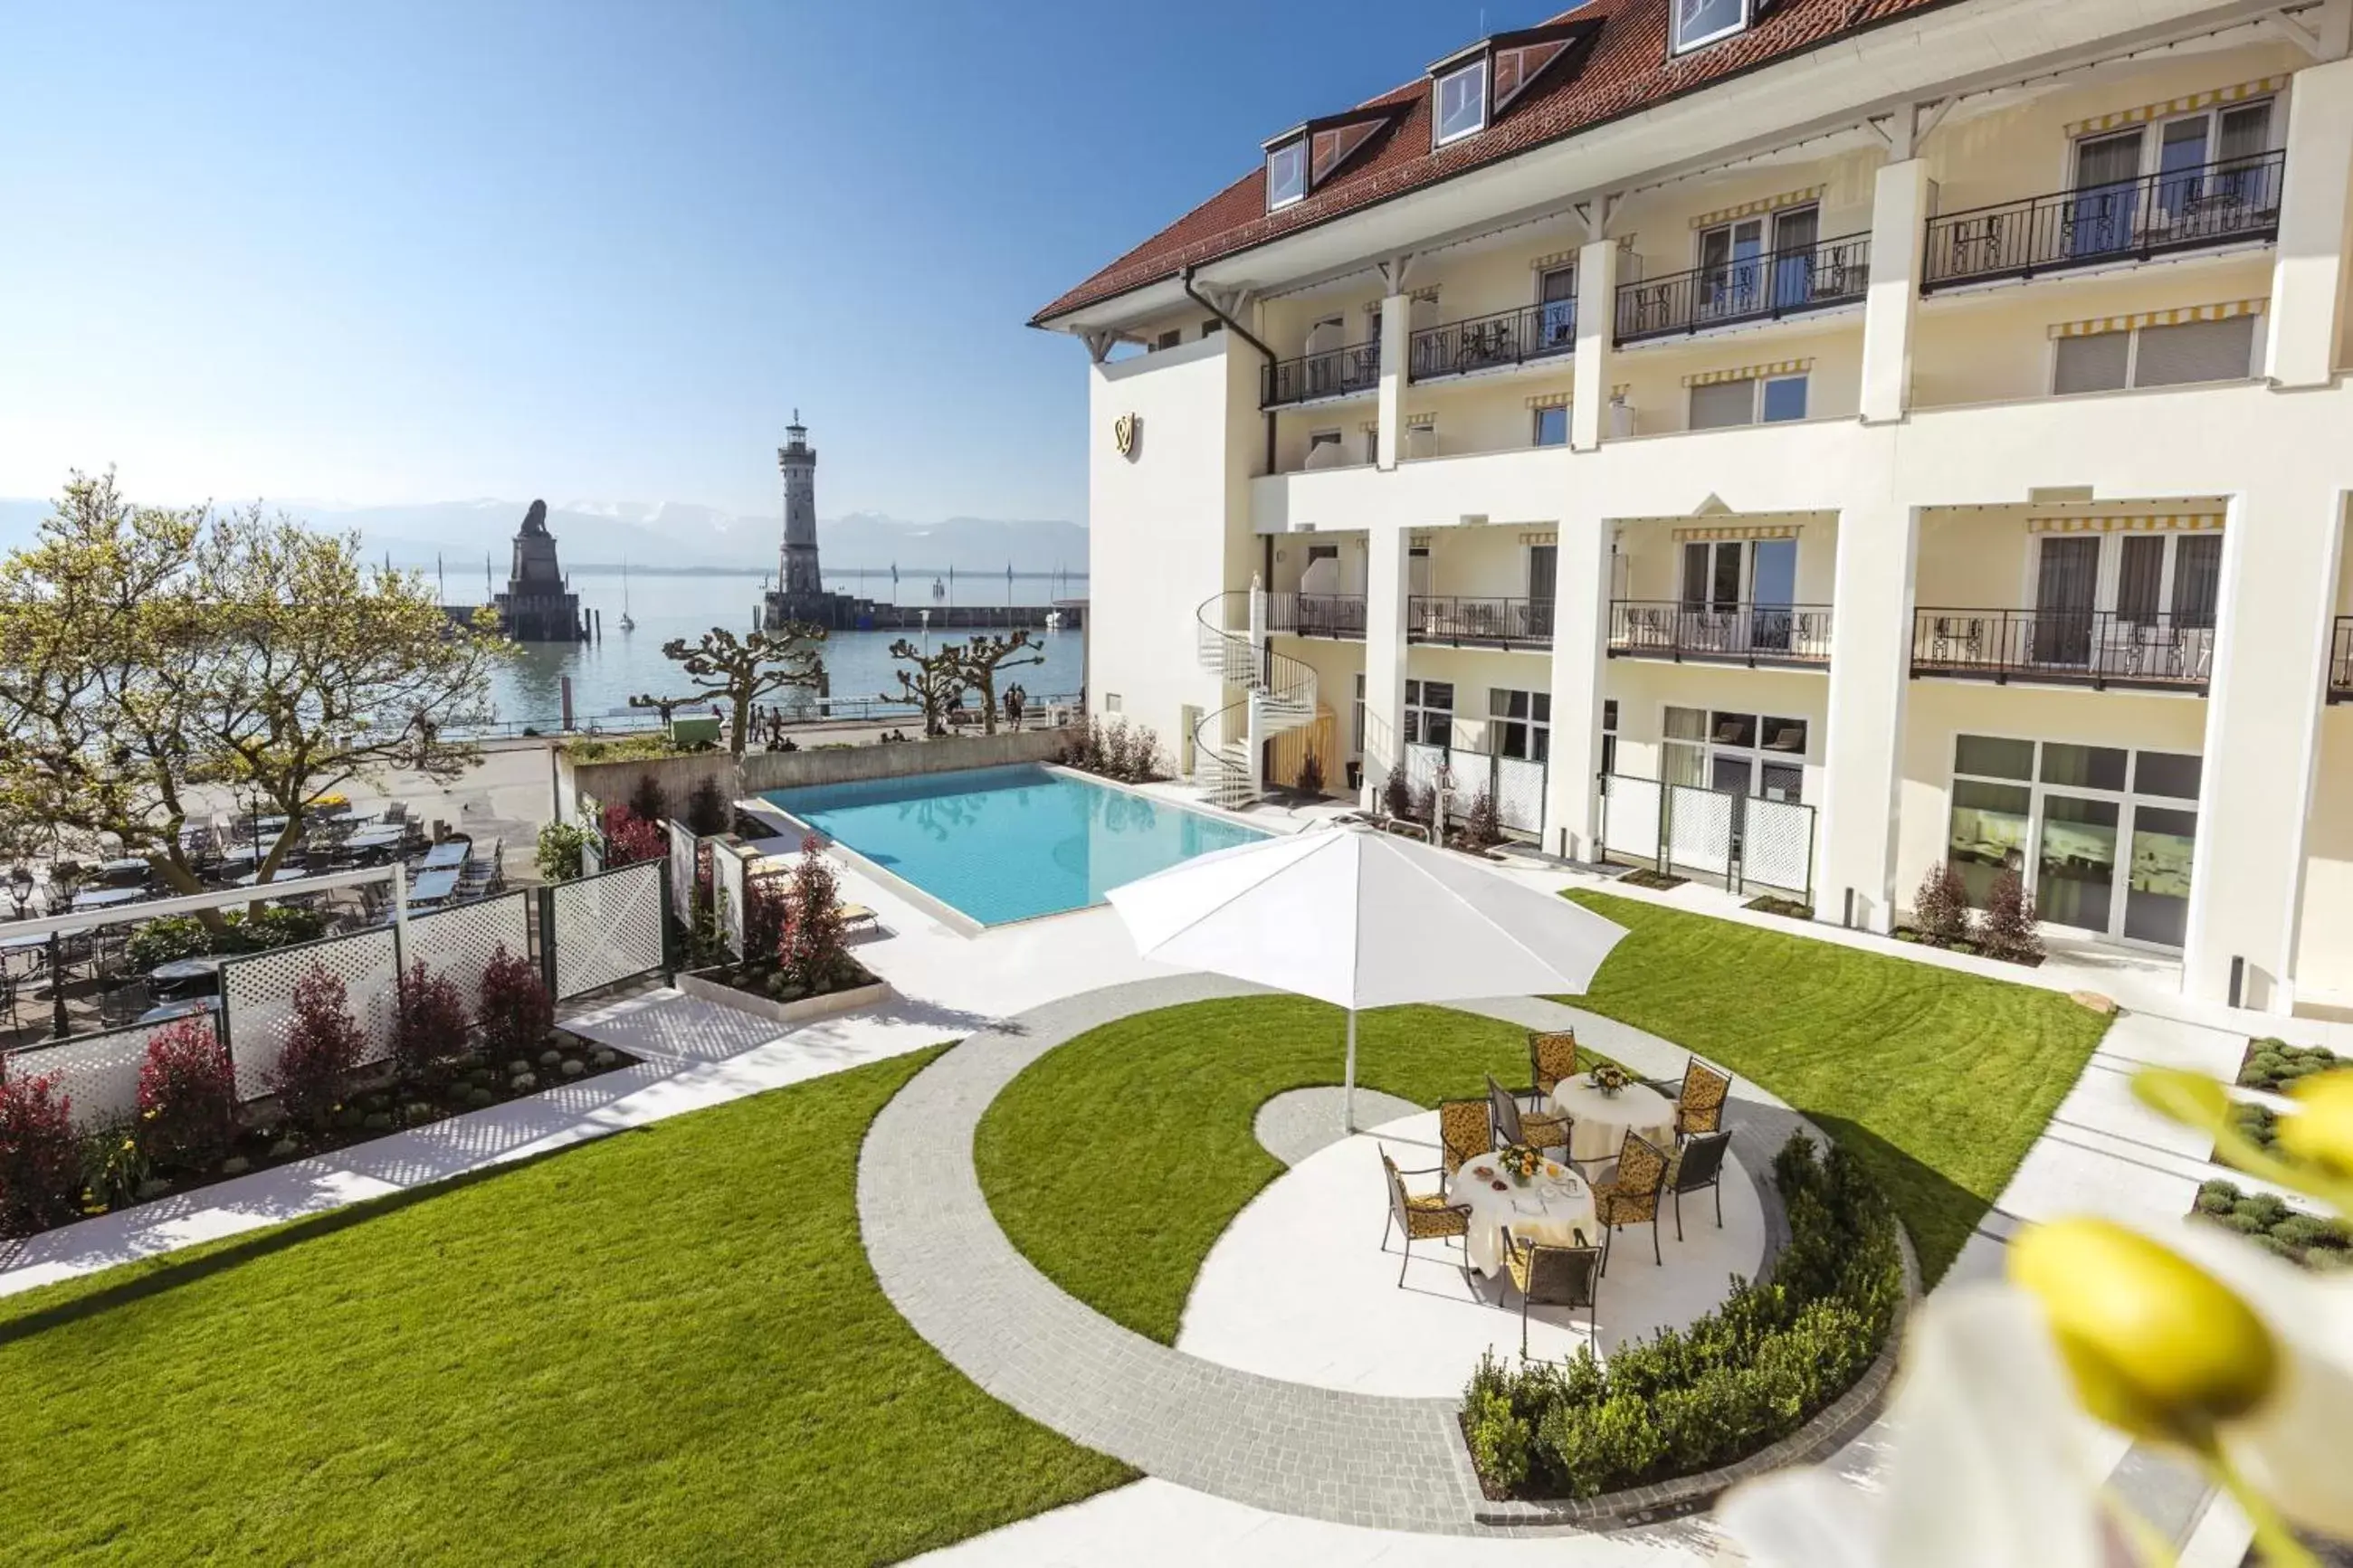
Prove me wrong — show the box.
[1034,0,2353,1016]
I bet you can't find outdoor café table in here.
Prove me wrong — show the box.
[97,856,151,884]
[346,826,405,851]
[1545,1077,1681,1170]
[1443,1156,1596,1277]
[409,868,462,905]
[71,887,148,912]
[419,841,471,872]
[148,955,227,997]
[138,996,219,1026]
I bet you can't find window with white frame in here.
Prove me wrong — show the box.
[1688,373,1807,430]
[1679,537,1797,611]
[2051,317,2259,394]
[1672,0,1749,54]
[1266,139,1306,210]
[1489,689,1550,762]
[1434,60,1488,146]
[1662,705,1805,800]
[1531,405,1568,446]
[1536,263,1577,346]
[2030,527,2223,633]
[1405,679,1454,747]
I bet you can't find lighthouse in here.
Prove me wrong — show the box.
[776,411,823,603]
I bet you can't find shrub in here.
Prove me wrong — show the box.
[0,1068,81,1234]
[82,1118,154,1212]
[599,803,666,867]
[125,916,212,974]
[136,1017,238,1167]
[393,960,471,1079]
[535,822,587,883]
[743,874,790,962]
[1411,782,1438,826]
[2239,1039,2341,1092]
[272,965,365,1132]
[1460,790,1503,849]
[684,774,731,837]
[1296,751,1325,795]
[1127,725,1162,782]
[625,773,672,827]
[239,906,326,950]
[1978,870,2043,963]
[478,944,554,1060]
[777,836,848,994]
[122,906,325,973]
[1381,766,1414,821]
[1462,1379,1531,1493]
[1911,861,1970,944]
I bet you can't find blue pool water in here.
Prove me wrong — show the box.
[762,765,1268,926]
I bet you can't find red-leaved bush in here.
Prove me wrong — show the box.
[393,958,471,1077]
[777,836,849,994]
[137,1017,238,1167]
[600,803,666,867]
[0,1067,81,1235]
[478,944,553,1060]
[272,965,365,1131]
[744,873,789,961]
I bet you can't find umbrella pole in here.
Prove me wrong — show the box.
[1343,1008,1358,1133]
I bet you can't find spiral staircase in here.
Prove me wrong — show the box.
[1192,584,1319,809]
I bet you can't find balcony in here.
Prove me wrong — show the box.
[1266,592,1367,640]
[2331,618,2353,703]
[1407,302,1577,385]
[1262,343,1381,410]
[1615,234,1870,344]
[1910,608,2215,692]
[1608,601,1834,667]
[1406,595,1553,649]
[1921,151,2285,291]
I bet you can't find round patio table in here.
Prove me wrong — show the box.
[1544,1078,1679,1169]
[1443,1157,1595,1276]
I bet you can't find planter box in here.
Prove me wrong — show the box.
[677,966,892,1025]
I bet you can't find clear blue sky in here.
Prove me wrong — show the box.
[0,0,1560,525]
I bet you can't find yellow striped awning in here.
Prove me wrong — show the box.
[1408,286,1440,304]
[1689,186,1824,231]
[1682,357,1812,387]
[2027,514,2224,533]
[2048,299,2266,338]
[1611,383,1632,400]
[1529,250,1580,272]
[1519,530,1558,546]
[1524,390,1573,410]
[2065,75,2286,138]
[1672,523,1802,541]
[1363,413,1439,432]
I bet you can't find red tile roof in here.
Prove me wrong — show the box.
[1032,0,1952,326]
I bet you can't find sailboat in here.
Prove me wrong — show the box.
[618,559,636,632]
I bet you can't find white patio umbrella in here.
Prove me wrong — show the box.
[1104,822,1629,1129]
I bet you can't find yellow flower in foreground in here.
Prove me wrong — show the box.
[2277,1068,2353,1180]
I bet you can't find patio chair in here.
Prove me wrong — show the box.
[1643,1054,1735,1140]
[1666,1130,1733,1241]
[1438,1098,1492,1175]
[1500,1226,1603,1355]
[1487,1073,1568,1156]
[1379,1152,1472,1289]
[1528,1030,1577,1098]
[1591,1132,1671,1269]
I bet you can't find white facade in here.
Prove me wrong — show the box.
[1043,0,2353,1015]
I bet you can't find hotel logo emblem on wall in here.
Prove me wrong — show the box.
[1112,412,1140,459]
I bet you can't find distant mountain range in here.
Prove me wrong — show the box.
[0,496,1089,578]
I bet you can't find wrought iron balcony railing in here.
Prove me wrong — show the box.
[1407,301,1577,384]
[1614,234,1870,344]
[1608,601,1834,665]
[1910,608,2215,690]
[1262,342,1382,409]
[1922,150,2285,291]
[1264,592,1367,640]
[1406,595,1554,648]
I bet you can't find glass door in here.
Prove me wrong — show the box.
[1524,543,1557,641]
[2034,794,2120,933]
[2072,130,2143,259]
[1537,264,1576,348]
[2123,803,2197,946]
[1769,204,1818,309]
[2034,536,2099,668]
[1748,537,1796,652]
[1699,218,1764,320]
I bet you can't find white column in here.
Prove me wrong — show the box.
[1542,515,1614,858]
[1860,158,1930,424]
[2183,486,2346,1010]
[2264,56,2353,389]
[1570,239,1618,451]
[1361,526,1411,811]
[1815,502,1920,929]
[1376,291,1410,471]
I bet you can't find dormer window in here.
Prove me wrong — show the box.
[1266,139,1307,210]
[1434,60,1488,147]
[1672,0,1751,53]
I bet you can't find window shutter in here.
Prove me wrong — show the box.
[1688,380,1755,430]
[2053,332,2129,394]
[2131,316,2256,388]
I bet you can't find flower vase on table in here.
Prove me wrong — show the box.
[1587,1062,1631,1098]
[1497,1144,1543,1187]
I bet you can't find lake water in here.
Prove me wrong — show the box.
[489,571,1085,727]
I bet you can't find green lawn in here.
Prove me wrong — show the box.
[976,895,2108,1343]
[0,1049,1131,1566]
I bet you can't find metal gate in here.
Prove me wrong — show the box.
[1599,773,1815,902]
[1405,744,1548,839]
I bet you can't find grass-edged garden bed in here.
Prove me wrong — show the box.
[1462,1134,1905,1500]
[2192,1177,2351,1270]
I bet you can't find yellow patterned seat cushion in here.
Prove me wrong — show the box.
[1529,1031,1578,1095]
[1679,1062,1732,1135]
[1438,1099,1491,1173]
[1404,1202,1468,1240]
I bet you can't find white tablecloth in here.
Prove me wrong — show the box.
[1544,1079,1679,1167]
[1443,1159,1596,1276]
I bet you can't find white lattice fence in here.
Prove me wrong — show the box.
[549,860,667,1000]
[2,1021,195,1132]
[1404,742,1444,803]
[1603,774,1662,862]
[715,844,748,959]
[404,891,531,1014]
[223,929,400,1099]
[1742,795,1815,898]
[1493,755,1547,836]
[1666,784,1735,877]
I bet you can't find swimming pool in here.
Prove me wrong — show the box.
[761,765,1269,927]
